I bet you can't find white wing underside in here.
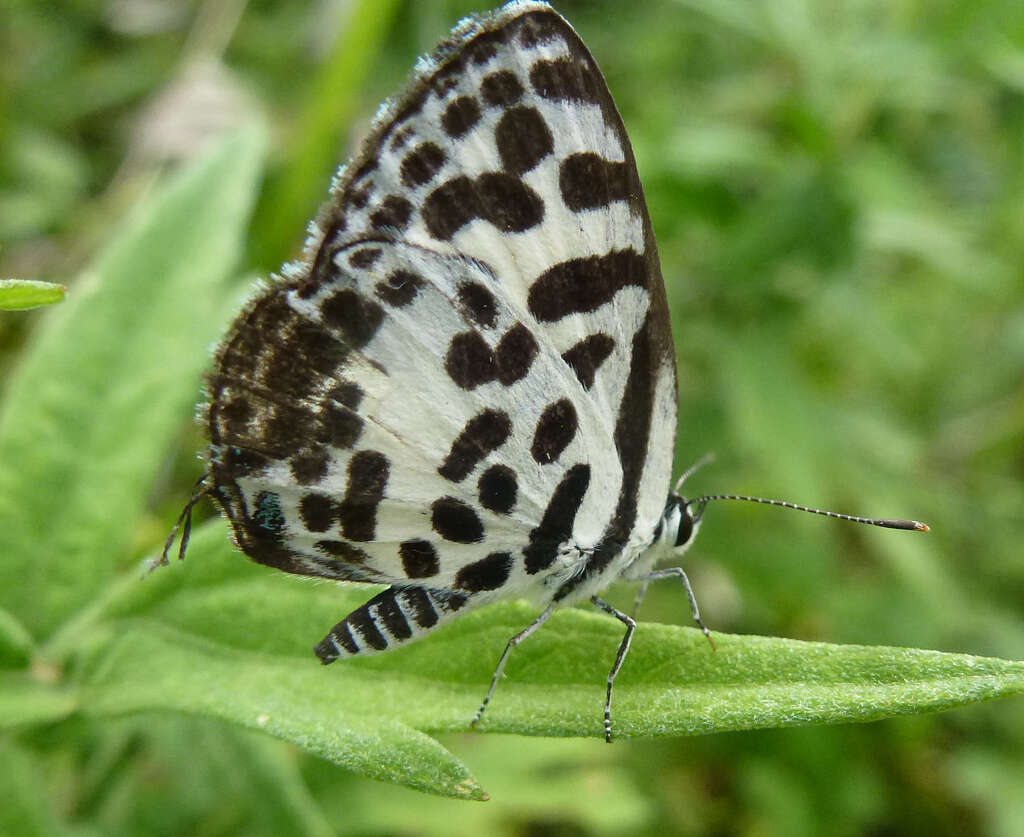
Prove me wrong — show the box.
[207,2,677,612]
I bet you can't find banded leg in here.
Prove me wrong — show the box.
[315,585,470,662]
[148,473,210,574]
[471,604,555,729]
[631,578,651,617]
[591,596,636,743]
[627,567,715,649]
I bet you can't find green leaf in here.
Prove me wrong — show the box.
[65,521,1024,797]
[0,279,66,310]
[80,624,487,801]
[0,125,267,639]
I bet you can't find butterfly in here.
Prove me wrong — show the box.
[161,0,927,742]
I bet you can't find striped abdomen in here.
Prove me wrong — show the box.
[314,585,471,662]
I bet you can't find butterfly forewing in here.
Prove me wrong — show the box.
[206,2,677,655]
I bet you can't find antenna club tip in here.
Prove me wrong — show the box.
[880,518,930,532]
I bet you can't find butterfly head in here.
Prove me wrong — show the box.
[658,493,701,554]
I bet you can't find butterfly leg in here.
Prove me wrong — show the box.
[631,578,651,617]
[471,603,555,730]
[148,473,210,575]
[591,596,636,743]
[627,567,715,649]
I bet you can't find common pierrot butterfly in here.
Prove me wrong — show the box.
[159,1,927,741]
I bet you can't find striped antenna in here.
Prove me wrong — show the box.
[674,452,715,493]
[688,494,929,533]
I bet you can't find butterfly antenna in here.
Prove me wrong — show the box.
[674,452,716,493]
[147,474,211,576]
[688,493,929,532]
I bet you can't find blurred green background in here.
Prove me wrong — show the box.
[3,0,1023,834]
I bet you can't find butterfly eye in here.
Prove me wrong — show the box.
[674,504,695,547]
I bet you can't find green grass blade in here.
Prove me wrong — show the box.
[0,126,266,639]
[250,0,403,267]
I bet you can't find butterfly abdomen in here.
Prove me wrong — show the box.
[314,585,471,662]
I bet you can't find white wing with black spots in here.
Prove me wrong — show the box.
[205,1,677,660]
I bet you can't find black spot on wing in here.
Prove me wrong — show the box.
[466,29,504,66]
[562,333,615,390]
[518,10,564,48]
[524,464,591,574]
[299,492,335,533]
[445,331,495,390]
[339,450,389,542]
[529,56,600,103]
[476,172,544,233]
[442,96,481,138]
[496,107,553,175]
[531,398,578,465]
[435,588,469,613]
[457,282,498,328]
[431,496,484,543]
[313,540,370,562]
[320,288,384,348]
[445,323,537,390]
[528,249,647,323]
[431,59,463,98]
[316,403,362,449]
[400,142,446,188]
[494,322,538,385]
[400,539,439,579]
[327,381,363,410]
[227,489,297,576]
[479,464,517,514]
[389,126,414,151]
[375,269,424,308]
[253,491,286,538]
[422,177,479,241]
[290,447,330,485]
[455,552,514,592]
[343,182,372,210]
[348,247,381,269]
[263,405,318,452]
[560,152,632,212]
[370,195,413,231]
[423,174,544,240]
[481,70,524,106]
[438,408,512,482]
